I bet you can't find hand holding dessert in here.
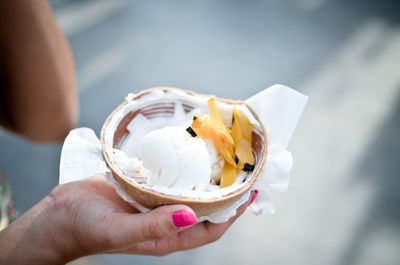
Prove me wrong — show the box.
[0,175,257,264]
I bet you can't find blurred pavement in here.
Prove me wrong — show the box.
[1,0,399,264]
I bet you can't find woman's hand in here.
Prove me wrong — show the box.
[0,175,256,264]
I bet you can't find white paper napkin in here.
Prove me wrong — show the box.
[59,84,308,222]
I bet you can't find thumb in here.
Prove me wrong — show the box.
[119,205,198,243]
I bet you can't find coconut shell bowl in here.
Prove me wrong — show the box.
[101,87,267,217]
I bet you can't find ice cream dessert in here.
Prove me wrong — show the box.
[59,84,307,219]
[101,87,267,216]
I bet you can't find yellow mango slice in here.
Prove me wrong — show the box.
[208,98,226,127]
[220,162,237,188]
[238,110,253,142]
[235,138,254,171]
[231,105,242,144]
[231,105,255,171]
[231,105,253,142]
[241,120,253,142]
[190,114,237,167]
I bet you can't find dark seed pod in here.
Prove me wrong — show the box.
[243,163,255,172]
[193,116,198,121]
[234,155,239,164]
[186,127,197,137]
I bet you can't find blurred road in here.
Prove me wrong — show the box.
[1,0,400,264]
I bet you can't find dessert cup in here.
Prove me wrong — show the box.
[101,87,267,217]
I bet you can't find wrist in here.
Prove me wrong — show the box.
[44,189,89,263]
[0,193,86,264]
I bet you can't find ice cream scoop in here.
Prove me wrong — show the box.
[139,126,211,190]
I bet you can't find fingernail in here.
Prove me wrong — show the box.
[250,190,258,204]
[171,209,198,228]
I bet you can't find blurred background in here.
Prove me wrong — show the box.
[1,0,400,264]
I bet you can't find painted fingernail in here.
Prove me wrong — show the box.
[250,190,259,204]
[171,209,198,228]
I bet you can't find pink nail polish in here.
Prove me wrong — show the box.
[172,209,197,228]
[250,190,258,204]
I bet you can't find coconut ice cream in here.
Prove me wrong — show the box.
[140,126,212,190]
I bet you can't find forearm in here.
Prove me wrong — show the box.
[0,0,78,142]
[0,196,83,265]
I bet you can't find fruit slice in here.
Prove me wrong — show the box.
[189,114,236,167]
[231,105,254,171]
[231,105,242,144]
[208,98,226,127]
[220,162,237,188]
[235,138,254,171]
[234,105,253,142]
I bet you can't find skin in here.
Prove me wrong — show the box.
[0,0,78,142]
[0,175,255,264]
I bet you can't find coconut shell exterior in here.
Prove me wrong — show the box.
[101,87,267,217]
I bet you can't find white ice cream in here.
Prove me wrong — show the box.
[140,126,211,190]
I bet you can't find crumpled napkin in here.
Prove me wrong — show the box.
[59,84,308,223]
